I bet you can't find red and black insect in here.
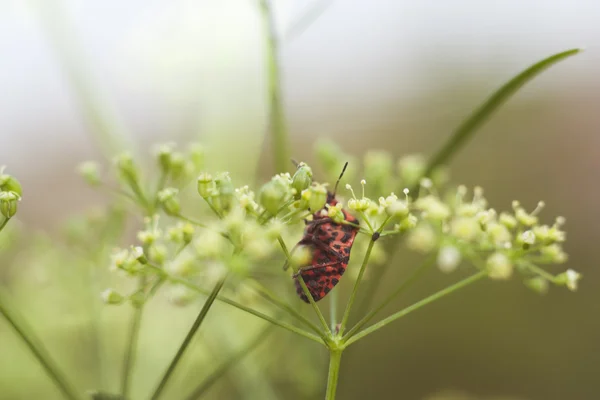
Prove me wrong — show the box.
[292,163,359,303]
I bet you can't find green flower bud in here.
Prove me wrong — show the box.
[524,277,549,295]
[131,246,147,264]
[77,161,101,186]
[114,152,139,182]
[197,172,214,198]
[395,214,418,233]
[0,191,20,218]
[513,201,538,226]
[306,183,328,212]
[540,244,568,264]
[291,162,313,197]
[169,152,186,177]
[129,291,146,308]
[555,268,581,291]
[259,180,288,215]
[148,244,167,264]
[327,203,345,224]
[101,289,124,305]
[289,246,312,272]
[181,223,195,243]
[214,173,235,212]
[348,198,371,212]
[157,188,181,215]
[0,172,22,196]
[155,143,175,172]
[499,212,517,229]
[137,219,162,245]
[188,143,205,171]
[386,199,409,219]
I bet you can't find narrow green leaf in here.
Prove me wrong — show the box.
[423,48,583,177]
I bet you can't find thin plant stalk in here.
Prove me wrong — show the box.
[259,0,290,173]
[120,302,144,398]
[325,349,342,400]
[0,290,82,400]
[297,275,332,335]
[345,271,487,346]
[338,239,376,335]
[150,276,228,400]
[330,288,338,333]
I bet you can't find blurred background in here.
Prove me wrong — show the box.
[1,0,599,399]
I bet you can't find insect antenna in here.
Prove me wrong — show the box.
[332,162,349,197]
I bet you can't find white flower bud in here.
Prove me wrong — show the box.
[437,246,461,273]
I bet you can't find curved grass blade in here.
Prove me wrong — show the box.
[422,48,583,178]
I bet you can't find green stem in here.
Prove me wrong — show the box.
[0,290,82,400]
[184,323,276,400]
[330,288,338,333]
[338,239,376,336]
[343,255,434,341]
[525,262,557,282]
[325,348,342,400]
[345,271,487,346]
[260,0,290,173]
[120,301,144,398]
[150,276,228,400]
